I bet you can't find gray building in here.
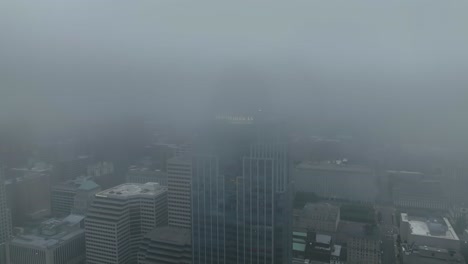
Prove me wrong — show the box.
[7,214,86,264]
[400,213,460,251]
[6,163,52,224]
[167,155,192,229]
[126,166,168,186]
[138,226,191,264]
[85,183,167,264]
[51,176,100,217]
[295,162,377,203]
[294,203,340,233]
[0,169,12,263]
[191,117,292,264]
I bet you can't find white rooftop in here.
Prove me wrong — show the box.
[402,213,459,241]
[10,215,85,249]
[96,182,166,198]
[11,229,84,249]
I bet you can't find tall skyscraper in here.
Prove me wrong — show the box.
[0,168,12,263]
[191,115,292,264]
[85,182,167,264]
[236,143,292,264]
[167,155,192,229]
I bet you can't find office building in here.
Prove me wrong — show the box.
[85,183,167,264]
[391,173,449,210]
[138,226,192,264]
[167,155,192,229]
[0,169,12,263]
[400,213,460,251]
[294,203,340,233]
[5,164,51,224]
[191,114,292,264]
[292,231,347,264]
[126,165,168,186]
[295,162,377,203]
[7,214,85,264]
[402,245,464,264]
[336,221,380,264]
[51,176,100,216]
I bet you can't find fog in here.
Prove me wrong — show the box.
[1,1,468,152]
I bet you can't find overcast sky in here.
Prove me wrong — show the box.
[1,1,467,148]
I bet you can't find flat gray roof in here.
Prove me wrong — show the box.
[145,226,191,245]
[96,182,166,198]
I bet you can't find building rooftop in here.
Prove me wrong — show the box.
[337,221,379,240]
[316,234,332,245]
[296,162,372,173]
[10,215,84,249]
[96,182,166,199]
[144,226,191,246]
[401,213,459,241]
[53,176,100,192]
[293,242,306,252]
[302,203,340,221]
[331,245,341,257]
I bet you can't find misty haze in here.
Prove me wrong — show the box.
[1,1,468,264]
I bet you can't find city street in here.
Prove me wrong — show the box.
[377,206,398,264]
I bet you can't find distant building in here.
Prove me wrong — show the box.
[138,226,191,264]
[85,183,167,264]
[167,155,192,229]
[389,171,449,210]
[7,214,86,264]
[400,213,460,251]
[126,165,168,186]
[295,162,377,203]
[294,203,340,233]
[55,155,94,182]
[5,164,52,224]
[336,221,380,264]
[51,176,100,217]
[440,166,468,206]
[86,161,115,189]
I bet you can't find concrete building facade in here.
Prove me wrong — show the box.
[400,213,460,251]
[85,183,167,264]
[295,162,377,203]
[51,176,100,217]
[0,169,12,263]
[137,226,191,264]
[7,215,86,264]
[294,203,340,233]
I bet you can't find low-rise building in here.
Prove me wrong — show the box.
[403,245,464,264]
[336,221,380,264]
[137,226,191,264]
[7,214,86,264]
[292,231,347,264]
[400,213,460,251]
[294,203,340,233]
[51,176,100,217]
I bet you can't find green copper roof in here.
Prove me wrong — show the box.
[78,180,99,191]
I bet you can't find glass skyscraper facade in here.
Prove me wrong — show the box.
[191,118,292,264]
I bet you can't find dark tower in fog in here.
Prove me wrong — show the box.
[0,169,12,263]
[191,75,292,264]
